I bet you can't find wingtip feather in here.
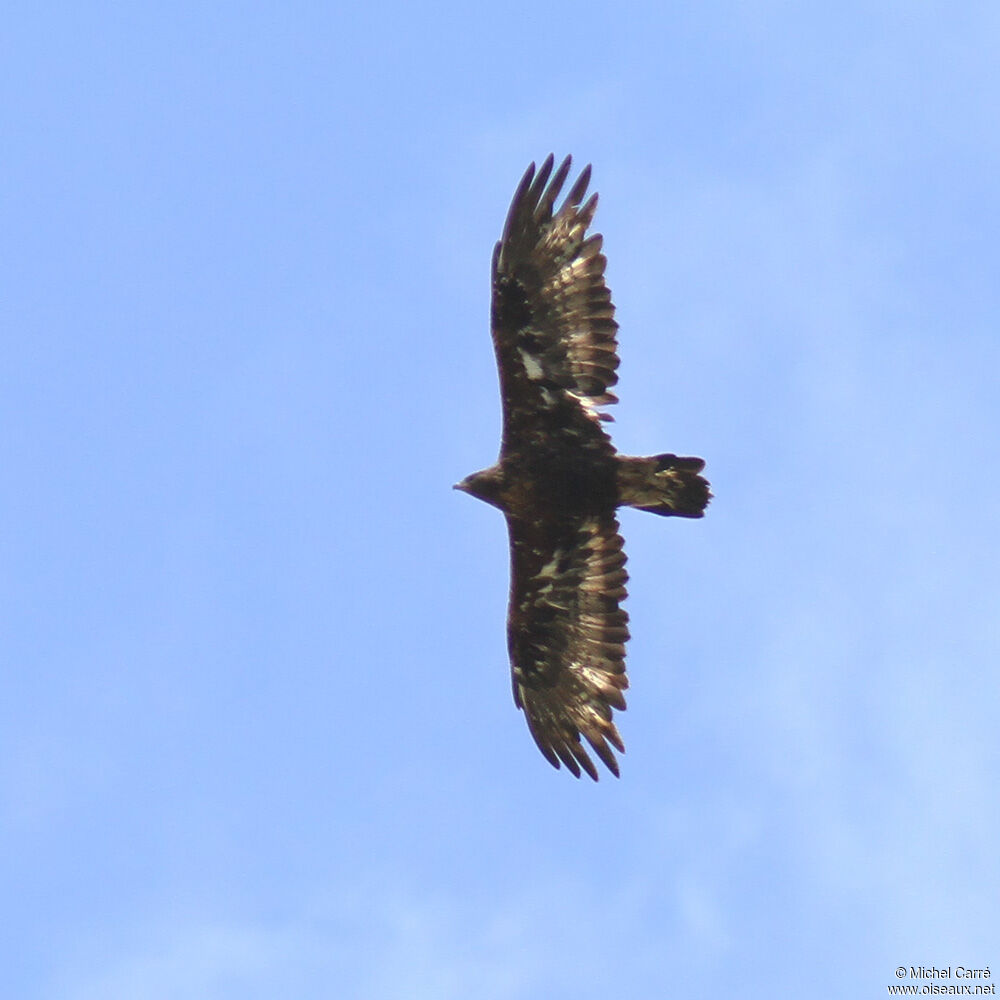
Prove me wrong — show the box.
[566,163,592,206]
[536,155,572,220]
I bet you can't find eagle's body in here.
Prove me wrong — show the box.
[457,156,710,780]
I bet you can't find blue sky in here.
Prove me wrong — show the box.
[4,2,999,997]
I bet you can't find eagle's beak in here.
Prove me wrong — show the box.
[453,480,468,493]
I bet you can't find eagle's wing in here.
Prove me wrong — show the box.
[491,154,620,458]
[507,511,630,780]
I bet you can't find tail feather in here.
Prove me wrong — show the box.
[616,453,711,518]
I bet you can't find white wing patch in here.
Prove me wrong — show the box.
[522,550,561,607]
[536,550,564,578]
[517,346,544,381]
[565,388,597,414]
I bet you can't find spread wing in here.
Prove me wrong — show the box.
[491,154,620,460]
[507,511,630,780]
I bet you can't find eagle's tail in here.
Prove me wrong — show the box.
[616,454,711,518]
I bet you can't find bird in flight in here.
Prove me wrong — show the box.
[456,155,710,780]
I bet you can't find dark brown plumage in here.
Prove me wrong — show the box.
[456,155,710,780]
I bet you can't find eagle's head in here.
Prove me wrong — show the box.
[454,465,505,509]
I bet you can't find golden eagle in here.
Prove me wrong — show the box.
[456,155,710,780]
